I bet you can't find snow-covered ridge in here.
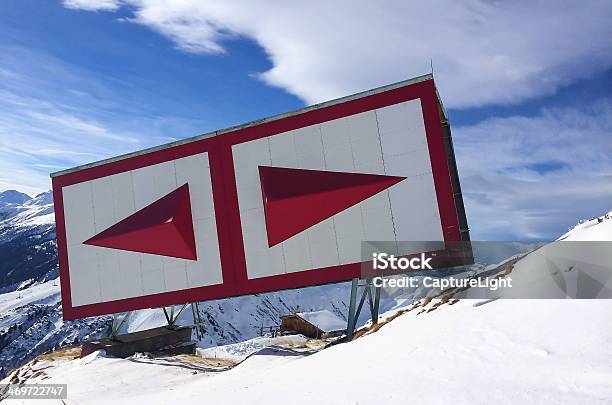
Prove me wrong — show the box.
[0,190,31,205]
[0,190,55,249]
[558,210,612,241]
[0,190,53,223]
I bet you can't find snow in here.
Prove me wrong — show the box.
[0,190,54,245]
[9,206,54,229]
[558,211,612,241]
[0,279,60,315]
[0,190,31,205]
[17,212,55,227]
[197,334,310,362]
[0,191,52,224]
[1,209,611,404]
[562,217,612,241]
[4,298,611,404]
[23,192,53,207]
[296,309,347,332]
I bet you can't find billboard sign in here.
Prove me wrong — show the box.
[51,74,469,320]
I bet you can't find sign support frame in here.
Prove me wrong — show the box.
[346,278,381,340]
[110,311,132,340]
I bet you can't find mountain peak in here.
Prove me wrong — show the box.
[0,190,32,205]
[27,191,53,207]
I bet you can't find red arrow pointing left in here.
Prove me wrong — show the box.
[83,183,197,260]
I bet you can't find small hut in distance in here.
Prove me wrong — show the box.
[281,309,346,339]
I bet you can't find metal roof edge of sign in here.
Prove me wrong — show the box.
[50,73,435,178]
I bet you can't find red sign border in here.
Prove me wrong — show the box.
[53,79,462,320]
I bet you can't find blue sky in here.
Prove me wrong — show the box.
[1,0,611,240]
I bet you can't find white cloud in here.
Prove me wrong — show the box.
[64,0,612,109]
[63,0,121,12]
[454,99,612,239]
[7,4,612,239]
[24,111,140,143]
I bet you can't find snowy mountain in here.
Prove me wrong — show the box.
[2,210,611,404]
[0,191,56,292]
[0,190,32,212]
[1,194,610,395]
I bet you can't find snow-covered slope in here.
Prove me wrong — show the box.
[0,274,354,380]
[0,190,54,234]
[2,210,611,404]
[0,190,33,222]
[0,210,612,405]
[7,299,610,405]
[0,278,111,380]
[0,191,56,292]
[558,210,612,241]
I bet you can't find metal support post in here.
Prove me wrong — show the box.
[345,278,383,340]
[373,283,381,325]
[191,303,201,340]
[162,304,188,328]
[354,284,369,322]
[110,311,132,339]
[346,278,359,340]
